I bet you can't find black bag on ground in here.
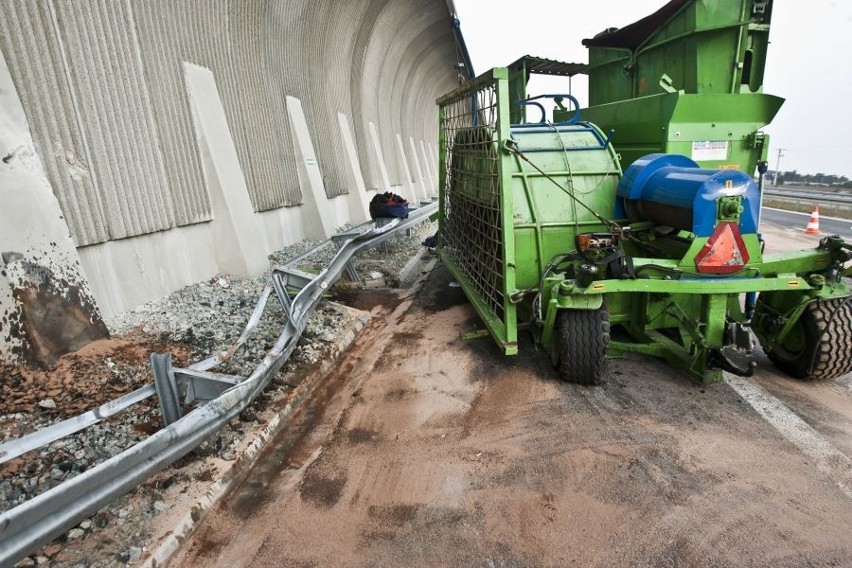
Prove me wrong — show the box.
[369,192,409,219]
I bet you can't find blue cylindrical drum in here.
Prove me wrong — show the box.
[617,153,759,237]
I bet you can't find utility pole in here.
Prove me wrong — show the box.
[772,148,786,186]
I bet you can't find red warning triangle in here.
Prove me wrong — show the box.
[694,223,749,274]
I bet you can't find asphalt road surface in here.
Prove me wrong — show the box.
[176,249,852,567]
[762,206,852,240]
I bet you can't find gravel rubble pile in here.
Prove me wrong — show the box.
[3,218,433,567]
[268,218,436,287]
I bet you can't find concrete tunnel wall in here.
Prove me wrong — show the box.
[0,0,465,365]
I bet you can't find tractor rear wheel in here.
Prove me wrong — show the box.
[556,307,610,385]
[764,296,852,381]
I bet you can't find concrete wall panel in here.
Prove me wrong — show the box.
[128,1,217,227]
[0,0,463,339]
[132,0,301,212]
[360,0,457,192]
[0,1,109,246]
[299,1,360,198]
[51,0,177,240]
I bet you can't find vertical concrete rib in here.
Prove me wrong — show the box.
[129,0,212,227]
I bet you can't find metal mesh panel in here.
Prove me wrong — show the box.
[439,77,506,324]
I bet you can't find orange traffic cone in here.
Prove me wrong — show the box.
[804,205,821,235]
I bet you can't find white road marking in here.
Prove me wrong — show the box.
[724,373,852,500]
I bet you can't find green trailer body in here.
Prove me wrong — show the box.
[584,0,772,105]
[435,0,852,385]
[437,68,852,384]
[578,91,782,177]
[558,0,778,174]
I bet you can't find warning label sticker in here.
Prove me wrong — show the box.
[691,140,729,161]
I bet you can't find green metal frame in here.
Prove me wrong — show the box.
[433,0,851,384]
[585,0,773,104]
[577,91,781,175]
[437,68,518,354]
[533,230,849,383]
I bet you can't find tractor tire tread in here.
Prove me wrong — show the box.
[767,296,852,381]
[809,297,852,380]
[557,307,610,385]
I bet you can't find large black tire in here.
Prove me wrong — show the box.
[766,296,852,381]
[556,307,610,385]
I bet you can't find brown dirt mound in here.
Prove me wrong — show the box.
[0,332,192,421]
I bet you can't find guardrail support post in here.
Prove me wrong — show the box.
[151,353,183,426]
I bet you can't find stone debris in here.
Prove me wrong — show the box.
[267,219,436,288]
[125,546,142,564]
[42,544,62,558]
[2,220,432,567]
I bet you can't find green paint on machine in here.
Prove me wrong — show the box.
[435,0,852,385]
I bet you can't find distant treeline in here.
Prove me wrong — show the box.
[769,170,852,188]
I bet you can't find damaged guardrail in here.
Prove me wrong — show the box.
[0,201,437,565]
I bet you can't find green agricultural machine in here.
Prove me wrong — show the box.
[436,0,852,384]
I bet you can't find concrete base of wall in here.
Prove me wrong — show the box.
[79,196,352,321]
[77,223,219,320]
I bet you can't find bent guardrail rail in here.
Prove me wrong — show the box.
[0,202,437,565]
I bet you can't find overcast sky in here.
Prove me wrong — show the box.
[454,1,852,177]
